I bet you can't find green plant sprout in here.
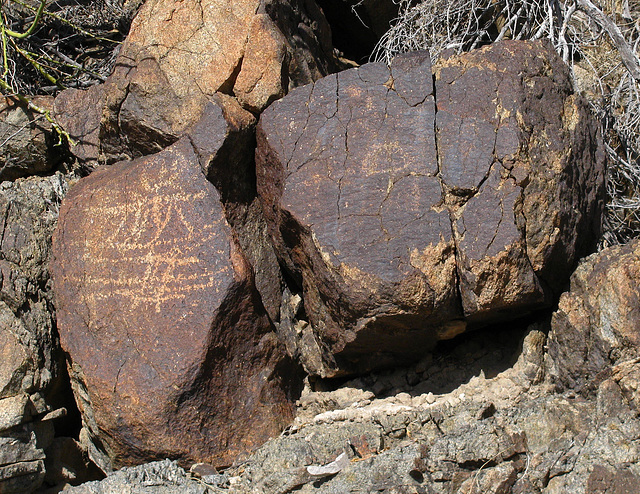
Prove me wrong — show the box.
[0,0,122,147]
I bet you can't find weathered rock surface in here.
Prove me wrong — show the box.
[547,239,640,403]
[435,42,605,323]
[67,320,640,493]
[256,40,605,377]
[51,136,300,471]
[57,0,341,165]
[0,174,73,493]
[0,174,68,401]
[258,50,461,377]
[65,459,207,494]
[54,85,106,164]
[0,97,60,181]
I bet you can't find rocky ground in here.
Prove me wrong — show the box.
[1,1,639,493]
[64,303,640,493]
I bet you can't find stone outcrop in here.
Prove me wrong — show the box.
[256,40,605,377]
[54,0,341,166]
[0,174,72,493]
[65,459,207,494]
[547,239,640,404]
[51,136,301,471]
[61,321,640,494]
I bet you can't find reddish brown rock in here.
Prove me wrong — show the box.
[0,96,59,181]
[187,95,283,325]
[435,41,605,324]
[257,41,605,377]
[258,52,462,377]
[51,137,300,470]
[93,0,340,163]
[546,239,640,398]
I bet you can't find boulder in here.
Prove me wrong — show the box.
[546,239,640,399]
[256,40,605,377]
[434,41,605,323]
[0,97,60,181]
[51,136,301,471]
[258,51,462,377]
[76,0,341,163]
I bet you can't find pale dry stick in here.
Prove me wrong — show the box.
[558,2,577,61]
[576,0,640,80]
[0,110,44,148]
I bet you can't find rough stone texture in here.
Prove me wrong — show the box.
[435,41,605,324]
[0,174,68,401]
[256,40,605,377]
[186,95,284,323]
[0,96,59,181]
[257,51,462,378]
[0,460,46,494]
[43,436,103,487]
[65,459,207,494]
[0,173,73,494]
[546,239,640,400]
[227,326,640,494]
[54,85,106,164]
[0,401,59,493]
[51,137,300,471]
[69,321,640,493]
[90,0,340,164]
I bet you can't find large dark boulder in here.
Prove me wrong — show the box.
[51,135,301,471]
[256,40,605,377]
[434,41,605,324]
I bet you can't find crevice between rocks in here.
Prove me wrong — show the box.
[432,70,467,328]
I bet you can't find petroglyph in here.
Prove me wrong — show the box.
[52,136,298,468]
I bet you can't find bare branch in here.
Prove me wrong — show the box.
[576,0,640,81]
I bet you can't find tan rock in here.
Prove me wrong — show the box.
[547,239,640,395]
[91,0,339,163]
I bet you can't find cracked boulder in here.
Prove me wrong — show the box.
[68,0,341,164]
[51,136,301,471]
[435,41,605,324]
[256,40,605,378]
